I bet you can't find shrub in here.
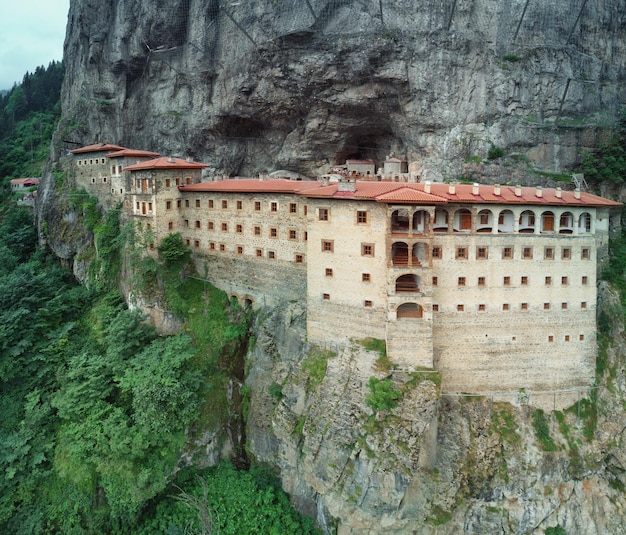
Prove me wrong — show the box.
[488,145,505,160]
[365,377,402,412]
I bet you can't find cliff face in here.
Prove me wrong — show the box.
[246,299,626,534]
[58,0,626,178]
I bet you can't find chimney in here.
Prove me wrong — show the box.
[555,187,562,198]
[515,185,522,197]
[424,180,431,193]
[167,156,175,163]
[448,184,456,195]
[494,184,501,195]
[338,178,356,193]
[536,186,542,198]
[321,176,330,186]
[186,156,193,162]
[472,183,479,195]
[574,189,581,200]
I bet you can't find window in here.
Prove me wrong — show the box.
[194,240,200,248]
[166,178,171,187]
[582,276,588,285]
[290,203,297,213]
[195,220,201,229]
[561,276,569,286]
[304,205,308,215]
[185,199,190,208]
[478,304,486,312]
[270,227,278,238]
[176,178,181,186]
[319,208,329,221]
[222,200,228,209]
[268,251,276,259]
[581,302,587,309]
[479,213,489,225]
[502,247,513,259]
[289,229,297,240]
[476,247,488,259]
[270,202,278,212]
[325,268,333,277]
[236,224,243,233]
[361,243,374,257]
[364,300,373,308]
[545,276,552,285]
[168,221,174,230]
[184,219,189,227]
[457,304,465,312]
[210,242,216,250]
[357,210,368,224]
[136,201,140,210]
[478,276,486,287]
[362,273,371,282]
[221,222,228,232]
[166,200,172,210]
[254,226,261,236]
[295,254,304,264]
[432,304,439,312]
[502,303,510,311]
[148,202,153,212]
[456,247,467,259]
[185,238,191,246]
[208,199,214,208]
[432,276,438,286]
[544,303,551,310]
[521,302,528,310]
[323,293,330,301]
[208,221,214,230]
[256,248,263,257]
[521,276,528,285]
[237,200,243,210]
[432,246,442,259]
[522,247,532,259]
[548,335,554,342]
[185,177,191,185]
[580,334,585,341]
[503,276,511,286]
[219,244,225,252]
[582,248,590,260]
[304,232,307,241]
[177,200,182,208]
[544,247,554,259]
[562,248,571,260]
[322,240,333,252]
[237,246,244,255]
[255,201,261,211]
[458,277,466,287]
[196,199,201,208]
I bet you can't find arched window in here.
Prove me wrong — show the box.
[395,274,420,293]
[476,209,493,233]
[578,212,592,233]
[391,242,409,266]
[559,212,574,234]
[413,210,429,234]
[454,209,472,232]
[519,210,536,233]
[497,210,514,233]
[412,242,428,265]
[541,211,555,233]
[433,209,449,232]
[391,210,410,233]
[397,302,423,319]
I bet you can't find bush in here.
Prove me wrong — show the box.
[157,232,190,265]
[365,377,402,412]
[488,145,505,160]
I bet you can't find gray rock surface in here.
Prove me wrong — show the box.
[58,0,626,178]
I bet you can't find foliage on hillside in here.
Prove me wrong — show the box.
[0,203,316,533]
[0,61,63,181]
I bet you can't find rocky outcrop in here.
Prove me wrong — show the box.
[56,0,626,179]
[246,300,626,534]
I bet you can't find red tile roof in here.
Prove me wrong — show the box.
[106,149,161,159]
[70,143,127,154]
[180,178,320,194]
[123,156,210,171]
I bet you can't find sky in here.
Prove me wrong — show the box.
[0,0,70,90]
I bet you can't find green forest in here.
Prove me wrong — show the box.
[0,66,319,533]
